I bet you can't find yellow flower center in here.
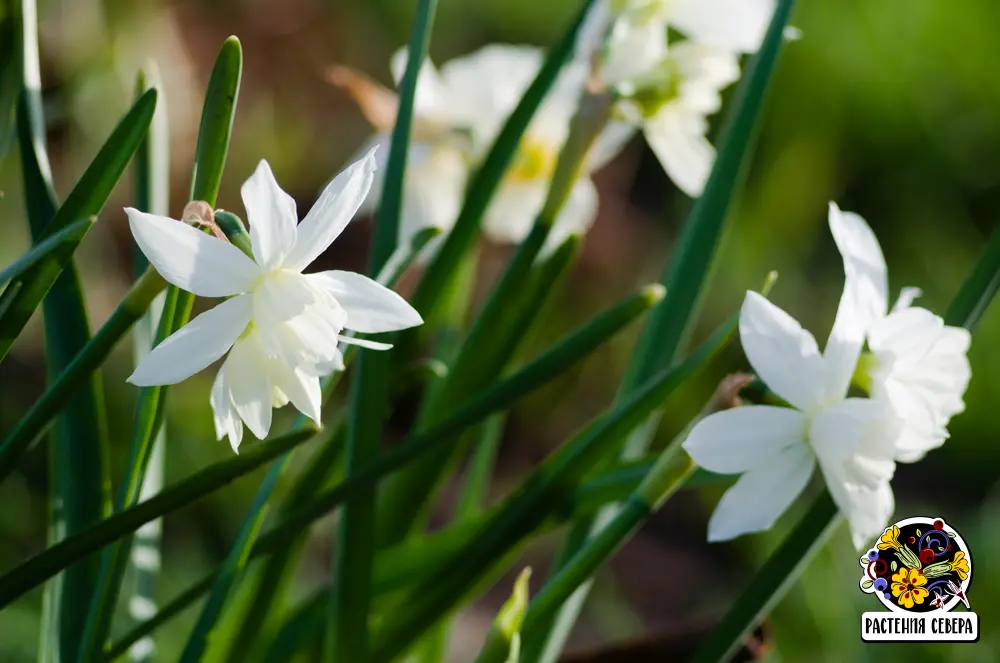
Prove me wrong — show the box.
[508,139,557,182]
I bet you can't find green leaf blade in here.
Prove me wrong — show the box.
[330,0,439,658]
[407,0,598,320]
[0,87,157,363]
[0,217,95,288]
[528,1,797,658]
[189,36,242,204]
[13,20,112,656]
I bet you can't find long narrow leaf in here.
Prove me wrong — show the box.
[330,0,439,657]
[377,88,611,543]
[0,88,157,362]
[14,7,113,656]
[370,313,737,662]
[0,268,166,484]
[85,283,662,648]
[79,38,241,663]
[0,217,95,287]
[122,63,171,663]
[406,0,598,319]
[0,426,319,609]
[528,3,797,659]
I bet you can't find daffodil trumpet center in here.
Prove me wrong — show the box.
[852,352,878,395]
[620,59,683,118]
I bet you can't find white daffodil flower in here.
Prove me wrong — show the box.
[329,60,473,252]
[126,150,423,450]
[832,208,972,463]
[339,45,632,252]
[575,0,758,198]
[616,42,740,197]
[683,206,905,549]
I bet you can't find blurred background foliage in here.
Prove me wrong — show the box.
[1,0,999,660]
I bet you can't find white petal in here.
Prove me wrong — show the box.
[398,143,468,247]
[671,43,740,116]
[683,405,808,474]
[671,0,775,53]
[306,349,346,376]
[438,45,545,134]
[241,160,299,270]
[225,332,273,440]
[868,307,944,363]
[282,149,378,272]
[308,270,422,333]
[586,120,637,172]
[546,178,599,252]
[824,473,896,551]
[128,295,253,386]
[891,287,923,313]
[643,108,714,198]
[352,134,390,220]
[603,19,669,87]
[126,208,260,297]
[210,364,243,453]
[827,202,889,323]
[891,420,947,464]
[810,398,898,490]
[823,203,890,399]
[337,335,392,350]
[389,47,448,117]
[253,272,347,367]
[269,360,322,423]
[482,180,546,245]
[739,291,827,412]
[210,366,231,439]
[707,444,815,542]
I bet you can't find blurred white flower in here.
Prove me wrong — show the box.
[617,43,740,197]
[684,205,908,549]
[829,206,972,463]
[338,45,632,252]
[576,0,773,197]
[126,150,422,448]
[579,0,776,63]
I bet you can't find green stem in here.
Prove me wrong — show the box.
[0,267,166,483]
[369,314,736,662]
[526,2,796,659]
[405,0,598,321]
[0,88,157,364]
[328,0,438,658]
[0,218,95,287]
[0,427,318,609]
[377,93,612,546]
[99,285,660,653]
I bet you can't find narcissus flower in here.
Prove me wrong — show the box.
[615,42,739,197]
[683,206,904,549]
[126,150,422,449]
[842,209,972,462]
[337,45,630,251]
[576,0,773,197]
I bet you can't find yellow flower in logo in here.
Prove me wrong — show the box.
[878,525,902,551]
[950,551,970,581]
[891,567,929,609]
